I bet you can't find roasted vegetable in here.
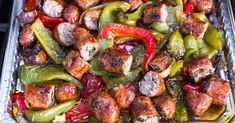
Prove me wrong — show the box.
[169,60,184,77]
[26,100,76,123]
[31,19,64,64]
[167,30,185,59]
[19,64,83,89]
[183,35,199,61]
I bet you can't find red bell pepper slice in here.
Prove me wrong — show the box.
[114,41,137,52]
[81,73,104,98]
[65,100,92,121]
[25,0,37,11]
[13,92,26,114]
[183,1,194,16]
[38,14,64,29]
[100,23,156,72]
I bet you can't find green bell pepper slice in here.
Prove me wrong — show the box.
[101,68,142,89]
[175,100,188,121]
[183,35,199,61]
[204,26,223,51]
[198,39,218,59]
[98,1,131,50]
[26,100,76,123]
[167,30,185,59]
[31,19,64,64]
[169,60,184,77]
[19,64,83,90]
[117,1,152,26]
[151,22,169,33]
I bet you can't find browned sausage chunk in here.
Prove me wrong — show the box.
[63,50,91,80]
[53,22,76,47]
[185,90,212,116]
[25,84,55,110]
[42,0,64,17]
[55,82,80,103]
[63,4,80,24]
[127,0,143,11]
[19,25,35,48]
[17,10,37,25]
[131,96,159,123]
[182,15,209,39]
[143,3,168,25]
[99,48,133,75]
[191,0,213,14]
[206,76,231,105]
[110,82,136,108]
[153,95,176,120]
[74,0,100,11]
[89,91,120,123]
[150,52,172,72]
[83,9,101,30]
[73,27,100,61]
[139,71,165,97]
[184,56,213,83]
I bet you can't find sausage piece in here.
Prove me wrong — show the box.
[150,52,172,72]
[25,84,55,110]
[184,56,213,83]
[89,91,120,123]
[206,76,231,105]
[191,0,213,14]
[185,90,212,116]
[63,50,91,80]
[74,0,100,11]
[131,96,159,123]
[42,0,64,17]
[63,4,80,24]
[182,15,209,39]
[83,9,101,30]
[19,25,35,48]
[139,71,165,97]
[110,82,136,108]
[17,10,37,25]
[55,82,80,103]
[99,48,133,75]
[53,22,76,47]
[73,27,100,61]
[153,95,176,120]
[143,3,168,25]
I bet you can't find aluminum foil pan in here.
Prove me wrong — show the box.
[0,0,235,122]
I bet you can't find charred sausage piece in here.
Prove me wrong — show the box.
[143,3,168,25]
[185,90,212,116]
[99,48,133,75]
[184,56,213,83]
[42,0,64,17]
[131,96,159,123]
[53,22,76,47]
[63,50,91,80]
[25,84,55,110]
[153,95,176,120]
[74,0,100,11]
[191,0,213,14]
[17,10,37,25]
[206,76,231,105]
[83,9,101,30]
[139,71,165,97]
[55,82,80,103]
[182,15,209,39]
[19,25,35,48]
[150,52,172,72]
[110,82,136,109]
[73,27,100,61]
[89,91,120,123]
[127,0,143,11]
[63,4,80,24]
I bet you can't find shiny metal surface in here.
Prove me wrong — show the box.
[0,0,235,122]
